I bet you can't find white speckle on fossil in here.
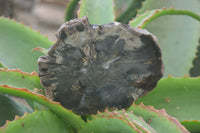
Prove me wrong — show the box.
[102,56,120,69]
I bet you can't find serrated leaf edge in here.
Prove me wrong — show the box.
[0,85,85,130]
[0,111,29,129]
[93,109,155,133]
[129,8,200,29]
[0,68,38,77]
[115,0,145,23]
[132,103,189,133]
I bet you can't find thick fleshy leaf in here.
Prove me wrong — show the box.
[65,0,80,21]
[113,0,133,19]
[0,109,70,133]
[129,8,200,29]
[0,17,53,73]
[0,85,85,131]
[135,76,200,121]
[0,69,44,95]
[127,103,189,133]
[181,120,200,133]
[134,0,200,77]
[0,94,31,127]
[190,41,200,77]
[79,0,115,24]
[80,118,138,133]
[0,62,7,69]
[115,0,145,23]
[0,69,45,110]
[80,110,156,133]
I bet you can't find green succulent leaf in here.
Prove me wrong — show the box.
[0,62,7,69]
[113,0,133,19]
[190,40,200,77]
[115,0,145,23]
[0,109,70,133]
[0,17,53,73]
[0,69,45,110]
[0,69,44,95]
[81,105,188,133]
[65,0,80,21]
[80,118,137,133]
[135,76,200,122]
[80,110,156,133]
[181,120,200,133]
[127,103,189,133]
[79,0,115,24]
[0,85,85,131]
[129,8,200,28]
[132,0,200,77]
[0,94,31,127]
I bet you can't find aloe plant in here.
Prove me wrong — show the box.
[0,0,200,132]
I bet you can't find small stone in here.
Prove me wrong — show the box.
[38,17,164,114]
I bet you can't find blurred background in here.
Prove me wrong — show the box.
[0,0,69,41]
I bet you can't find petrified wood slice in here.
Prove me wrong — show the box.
[38,17,164,114]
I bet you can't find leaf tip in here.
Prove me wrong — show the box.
[168,74,172,77]
[32,47,48,55]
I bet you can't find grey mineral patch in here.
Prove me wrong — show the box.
[38,17,164,114]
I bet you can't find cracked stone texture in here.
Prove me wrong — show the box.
[38,17,164,114]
